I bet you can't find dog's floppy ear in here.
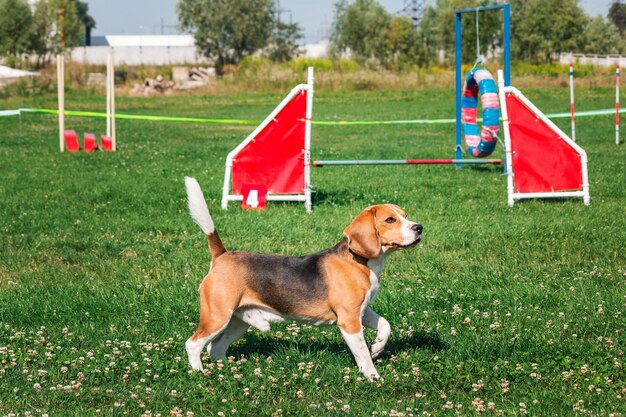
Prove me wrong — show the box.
[344,207,381,259]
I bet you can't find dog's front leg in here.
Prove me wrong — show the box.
[338,318,379,379]
[362,307,391,359]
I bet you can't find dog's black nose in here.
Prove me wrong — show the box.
[412,224,423,233]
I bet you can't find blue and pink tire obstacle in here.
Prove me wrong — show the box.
[462,68,500,157]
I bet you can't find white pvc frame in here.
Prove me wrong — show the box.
[57,53,116,152]
[497,70,590,207]
[221,67,314,212]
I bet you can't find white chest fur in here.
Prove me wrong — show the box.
[362,256,387,315]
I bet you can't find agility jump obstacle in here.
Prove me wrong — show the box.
[313,66,504,166]
[221,67,314,212]
[314,68,505,167]
[569,62,621,145]
[57,54,116,152]
[498,70,590,206]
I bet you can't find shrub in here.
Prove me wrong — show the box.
[332,59,360,72]
[289,57,334,73]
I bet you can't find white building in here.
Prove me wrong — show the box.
[70,35,328,65]
[70,35,205,65]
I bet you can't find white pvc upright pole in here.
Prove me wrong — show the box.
[569,63,576,142]
[303,66,314,213]
[109,53,116,151]
[57,55,65,152]
[617,64,620,145]
[497,69,515,207]
[106,54,111,139]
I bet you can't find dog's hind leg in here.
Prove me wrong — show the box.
[362,307,391,359]
[185,319,230,372]
[206,316,249,359]
[185,283,236,371]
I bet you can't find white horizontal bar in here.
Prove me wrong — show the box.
[513,191,586,199]
[0,110,21,117]
[225,194,307,202]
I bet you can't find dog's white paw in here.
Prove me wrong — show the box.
[370,338,385,358]
[367,371,381,381]
[185,339,204,371]
[188,359,203,372]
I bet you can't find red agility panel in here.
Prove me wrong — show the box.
[231,90,307,195]
[100,135,113,151]
[64,130,79,152]
[505,93,583,193]
[83,133,96,152]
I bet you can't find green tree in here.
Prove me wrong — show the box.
[267,20,303,63]
[29,0,84,65]
[510,0,588,63]
[73,0,95,44]
[330,0,391,66]
[608,1,626,35]
[0,0,34,58]
[330,0,451,69]
[416,6,440,66]
[381,16,422,69]
[177,0,275,76]
[582,16,623,54]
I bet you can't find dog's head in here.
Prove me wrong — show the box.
[343,204,422,259]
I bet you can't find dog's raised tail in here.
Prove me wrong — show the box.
[184,176,226,260]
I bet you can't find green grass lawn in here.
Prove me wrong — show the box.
[1,84,625,416]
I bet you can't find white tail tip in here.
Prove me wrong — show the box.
[185,176,215,235]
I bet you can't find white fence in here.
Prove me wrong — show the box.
[70,46,209,66]
[559,52,626,67]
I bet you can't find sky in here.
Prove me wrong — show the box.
[85,0,610,43]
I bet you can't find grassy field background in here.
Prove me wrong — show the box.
[1,77,625,416]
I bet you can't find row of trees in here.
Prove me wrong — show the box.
[0,0,94,66]
[332,0,626,69]
[1,0,624,73]
[178,0,626,74]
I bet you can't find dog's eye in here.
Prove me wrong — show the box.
[385,217,396,224]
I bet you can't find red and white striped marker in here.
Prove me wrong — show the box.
[569,63,576,142]
[616,64,620,145]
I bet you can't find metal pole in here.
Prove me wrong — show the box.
[503,4,511,87]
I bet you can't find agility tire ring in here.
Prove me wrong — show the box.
[462,68,500,158]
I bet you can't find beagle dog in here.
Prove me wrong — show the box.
[183,177,422,379]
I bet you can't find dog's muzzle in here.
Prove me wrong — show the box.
[387,224,423,249]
